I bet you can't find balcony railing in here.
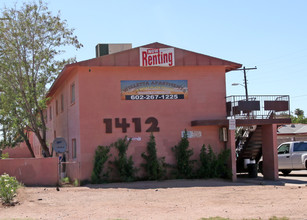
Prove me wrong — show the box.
[226,95,290,120]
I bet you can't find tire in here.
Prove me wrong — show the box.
[281,170,291,176]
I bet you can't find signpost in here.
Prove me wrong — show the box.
[52,137,67,153]
[229,119,236,130]
[52,137,67,186]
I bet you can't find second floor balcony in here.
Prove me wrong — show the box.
[191,95,291,127]
[226,95,290,120]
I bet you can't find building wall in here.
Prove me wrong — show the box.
[62,65,228,180]
[0,157,59,186]
[2,142,32,158]
[45,68,81,179]
[277,134,307,145]
[3,131,34,158]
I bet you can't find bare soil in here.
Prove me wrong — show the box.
[0,179,306,220]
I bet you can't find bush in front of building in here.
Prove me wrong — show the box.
[112,137,138,182]
[0,173,20,205]
[198,144,232,179]
[141,133,166,180]
[91,134,232,184]
[171,130,196,179]
[91,145,111,184]
[0,152,9,159]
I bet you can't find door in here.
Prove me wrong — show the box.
[291,142,307,169]
[278,144,292,169]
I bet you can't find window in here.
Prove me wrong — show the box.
[71,83,75,104]
[49,106,52,120]
[45,109,47,123]
[294,142,307,152]
[56,100,58,115]
[72,139,77,159]
[278,144,290,154]
[61,94,64,112]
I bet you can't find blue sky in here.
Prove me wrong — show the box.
[2,0,307,115]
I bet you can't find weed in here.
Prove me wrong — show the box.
[0,173,20,205]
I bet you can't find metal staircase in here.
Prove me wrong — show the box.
[236,125,263,173]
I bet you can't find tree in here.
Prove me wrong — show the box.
[171,130,195,179]
[294,108,304,117]
[0,1,82,157]
[112,137,137,182]
[291,108,307,124]
[141,133,166,180]
[0,95,35,157]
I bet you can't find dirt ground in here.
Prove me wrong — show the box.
[0,178,307,220]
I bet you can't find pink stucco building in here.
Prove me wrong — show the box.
[3,42,291,185]
[45,42,244,182]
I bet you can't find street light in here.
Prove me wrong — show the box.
[231,83,244,87]
[231,66,257,101]
[232,82,248,101]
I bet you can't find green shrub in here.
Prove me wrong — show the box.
[0,152,9,159]
[172,130,195,179]
[61,177,70,184]
[112,137,137,182]
[73,179,79,187]
[91,145,111,184]
[141,133,166,180]
[0,173,20,205]
[198,144,231,179]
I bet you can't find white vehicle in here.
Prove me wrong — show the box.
[259,141,307,175]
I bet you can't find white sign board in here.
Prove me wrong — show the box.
[181,131,202,138]
[52,137,67,153]
[140,48,175,67]
[128,137,142,141]
[229,119,236,130]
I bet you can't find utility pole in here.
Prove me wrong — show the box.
[232,66,257,101]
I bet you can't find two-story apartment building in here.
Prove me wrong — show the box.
[38,42,291,182]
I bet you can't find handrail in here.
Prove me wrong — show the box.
[266,95,289,119]
[226,95,290,120]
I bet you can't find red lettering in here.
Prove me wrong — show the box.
[158,52,162,64]
[168,53,173,66]
[142,51,148,66]
[141,48,174,66]
[148,55,152,65]
[163,53,168,64]
[152,55,157,65]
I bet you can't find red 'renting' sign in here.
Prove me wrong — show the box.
[140,48,175,67]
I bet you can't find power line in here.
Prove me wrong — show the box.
[292,95,307,98]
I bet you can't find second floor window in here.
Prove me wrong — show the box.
[71,83,75,104]
[49,106,52,120]
[56,100,58,115]
[61,94,64,112]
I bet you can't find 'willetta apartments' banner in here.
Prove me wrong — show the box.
[121,80,188,100]
[140,48,175,67]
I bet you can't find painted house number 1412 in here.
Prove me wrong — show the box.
[103,117,160,133]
